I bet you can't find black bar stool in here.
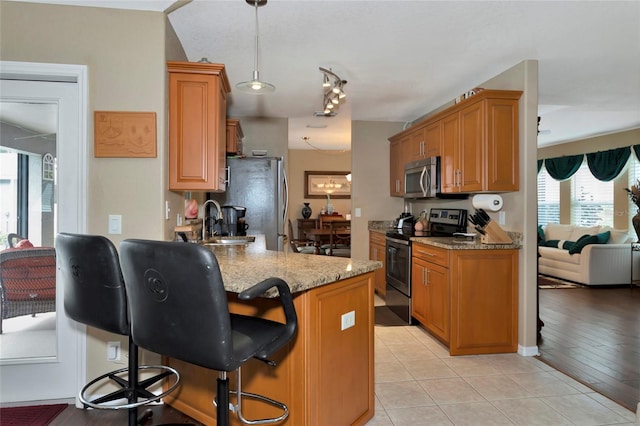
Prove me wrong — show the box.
[55,233,181,426]
[119,239,298,426]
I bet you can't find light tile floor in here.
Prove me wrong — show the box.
[368,325,638,426]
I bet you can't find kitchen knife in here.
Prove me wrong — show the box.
[468,216,477,226]
[478,209,491,223]
[475,225,486,235]
[473,212,487,227]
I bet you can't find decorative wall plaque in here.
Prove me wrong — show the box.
[94,111,157,158]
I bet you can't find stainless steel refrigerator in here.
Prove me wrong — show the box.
[208,157,288,251]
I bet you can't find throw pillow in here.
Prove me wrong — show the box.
[569,234,600,254]
[542,239,560,248]
[595,230,611,244]
[15,239,34,249]
[537,225,546,245]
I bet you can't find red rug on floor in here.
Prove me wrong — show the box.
[0,403,67,426]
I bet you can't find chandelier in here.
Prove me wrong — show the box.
[315,67,347,117]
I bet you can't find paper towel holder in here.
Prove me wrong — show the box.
[471,194,504,212]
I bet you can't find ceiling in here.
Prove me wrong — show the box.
[3,0,640,151]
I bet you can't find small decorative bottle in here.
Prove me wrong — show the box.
[326,194,334,214]
[301,202,312,219]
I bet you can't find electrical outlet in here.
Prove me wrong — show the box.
[107,341,121,361]
[341,311,355,330]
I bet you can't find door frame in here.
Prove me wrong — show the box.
[0,61,88,405]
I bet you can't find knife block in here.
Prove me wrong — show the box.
[480,221,513,244]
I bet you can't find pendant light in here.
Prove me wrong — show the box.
[236,0,275,94]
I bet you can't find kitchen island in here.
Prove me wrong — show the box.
[163,237,381,426]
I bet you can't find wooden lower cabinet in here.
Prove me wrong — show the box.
[163,273,375,426]
[411,243,518,355]
[369,231,387,296]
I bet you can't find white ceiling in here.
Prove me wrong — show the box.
[4,0,640,151]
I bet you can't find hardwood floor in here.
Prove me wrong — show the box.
[538,285,640,412]
[49,404,202,425]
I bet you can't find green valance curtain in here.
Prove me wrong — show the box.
[537,159,543,173]
[632,144,640,162]
[544,154,583,180]
[586,146,631,182]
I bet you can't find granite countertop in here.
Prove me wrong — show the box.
[411,234,522,250]
[204,235,381,296]
[368,220,522,250]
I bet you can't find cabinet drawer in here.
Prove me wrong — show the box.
[369,231,386,246]
[412,243,448,267]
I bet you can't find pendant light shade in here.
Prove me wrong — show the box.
[236,0,275,94]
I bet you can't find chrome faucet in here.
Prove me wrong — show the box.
[202,199,223,241]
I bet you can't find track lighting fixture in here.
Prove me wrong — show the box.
[236,0,275,94]
[316,67,347,116]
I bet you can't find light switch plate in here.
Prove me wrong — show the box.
[108,214,122,234]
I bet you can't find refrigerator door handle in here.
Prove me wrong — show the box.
[224,166,230,186]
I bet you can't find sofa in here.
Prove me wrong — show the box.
[538,223,633,286]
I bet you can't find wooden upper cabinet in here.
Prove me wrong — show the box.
[439,90,521,193]
[423,121,442,158]
[389,136,405,197]
[406,125,426,162]
[441,112,459,193]
[168,61,231,192]
[485,98,520,191]
[226,118,244,156]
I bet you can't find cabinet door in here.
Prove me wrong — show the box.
[486,98,519,191]
[389,138,405,196]
[425,262,449,343]
[411,257,428,324]
[458,102,483,192]
[407,127,425,162]
[370,242,387,296]
[440,113,459,193]
[226,120,242,155]
[169,71,227,191]
[424,121,442,158]
[449,250,518,355]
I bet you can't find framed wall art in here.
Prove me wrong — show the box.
[94,111,157,158]
[304,171,351,199]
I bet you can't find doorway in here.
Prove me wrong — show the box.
[0,61,87,404]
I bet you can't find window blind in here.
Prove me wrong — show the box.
[571,163,614,227]
[537,164,560,226]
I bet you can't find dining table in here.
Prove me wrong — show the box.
[304,227,351,256]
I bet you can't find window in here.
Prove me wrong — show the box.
[537,164,560,225]
[43,153,54,181]
[571,162,614,227]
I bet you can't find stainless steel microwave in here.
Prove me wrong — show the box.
[404,157,439,199]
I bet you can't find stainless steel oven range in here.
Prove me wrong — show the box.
[384,208,467,324]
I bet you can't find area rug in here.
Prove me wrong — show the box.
[538,274,582,289]
[0,403,67,426]
[375,306,408,326]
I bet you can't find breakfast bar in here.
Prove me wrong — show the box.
[162,239,381,426]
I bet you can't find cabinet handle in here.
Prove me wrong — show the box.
[425,268,430,285]
[224,166,231,186]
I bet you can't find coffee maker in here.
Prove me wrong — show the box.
[221,205,248,236]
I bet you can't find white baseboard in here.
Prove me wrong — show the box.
[518,344,539,357]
